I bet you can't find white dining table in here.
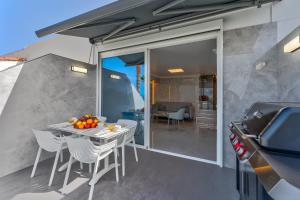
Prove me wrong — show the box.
[48,122,128,185]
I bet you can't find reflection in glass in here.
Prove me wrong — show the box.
[101,53,145,145]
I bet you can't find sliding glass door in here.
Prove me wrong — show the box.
[98,30,222,166]
[100,52,145,145]
[149,39,218,162]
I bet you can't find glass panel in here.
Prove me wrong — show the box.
[101,52,145,145]
[150,39,217,161]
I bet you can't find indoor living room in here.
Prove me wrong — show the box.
[150,39,217,162]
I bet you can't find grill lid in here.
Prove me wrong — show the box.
[241,102,298,136]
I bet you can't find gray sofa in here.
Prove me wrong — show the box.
[152,102,194,119]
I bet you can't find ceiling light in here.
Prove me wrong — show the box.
[110,74,121,79]
[71,66,87,74]
[168,68,184,73]
[284,35,300,53]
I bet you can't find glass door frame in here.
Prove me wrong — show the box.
[98,49,151,148]
[96,21,223,167]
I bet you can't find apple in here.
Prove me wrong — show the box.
[85,124,91,129]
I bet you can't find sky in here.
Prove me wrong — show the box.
[0,0,116,55]
[102,56,145,99]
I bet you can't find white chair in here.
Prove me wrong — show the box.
[31,129,67,186]
[116,119,138,176]
[167,108,185,126]
[63,137,119,200]
[97,116,107,122]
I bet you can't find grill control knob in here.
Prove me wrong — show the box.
[229,134,236,141]
[232,138,239,145]
[233,140,241,150]
[237,146,248,159]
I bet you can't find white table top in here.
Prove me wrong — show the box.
[48,122,128,140]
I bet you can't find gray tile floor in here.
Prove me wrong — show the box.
[0,148,238,200]
[151,120,217,161]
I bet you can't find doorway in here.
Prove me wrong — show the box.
[149,39,217,162]
[98,28,223,166]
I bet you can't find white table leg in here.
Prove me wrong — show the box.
[104,139,109,169]
[89,163,120,186]
[58,159,77,172]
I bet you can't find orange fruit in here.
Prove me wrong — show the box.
[78,124,84,129]
[91,123,97,128]
[76,121,82,126]
[108,124,115,131]
[87,119,93,124]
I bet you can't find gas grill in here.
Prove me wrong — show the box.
[229,102,300,200]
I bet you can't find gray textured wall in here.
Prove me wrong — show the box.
[223,23,279,168]
[0,54,96,177]
[223,23,300,168]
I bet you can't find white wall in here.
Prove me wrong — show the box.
[5,35,92,63]
[222,0,300,41]
[0,61,22,71]
[272,0,300,41]
[0,62,24,116]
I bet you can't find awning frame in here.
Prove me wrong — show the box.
[35,0,282,43]
[152,0,255,16]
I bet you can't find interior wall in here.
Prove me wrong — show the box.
[154,77,199,106]
[0,54,96,177]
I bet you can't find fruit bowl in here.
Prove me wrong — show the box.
[72,114,99,129]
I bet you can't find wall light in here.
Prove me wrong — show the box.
[255,61,267,71]
[284,35,300,53]
[110,74,121,79]
[168,68,184,73]
[71,66,87,74]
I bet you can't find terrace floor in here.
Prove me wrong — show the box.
[0,147,239,200]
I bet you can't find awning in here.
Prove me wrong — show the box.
[36,0,279,43]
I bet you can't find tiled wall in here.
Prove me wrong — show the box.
[223,22,279,168]
[0,54,96,177]
[223,22,300,168]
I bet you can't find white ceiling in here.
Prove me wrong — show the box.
[150,39,217,77]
